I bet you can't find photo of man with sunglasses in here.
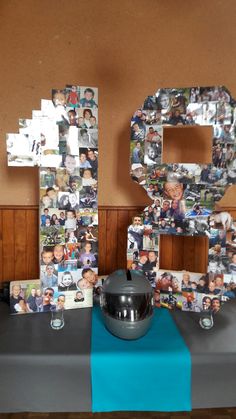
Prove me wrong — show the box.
[42,287,56,312]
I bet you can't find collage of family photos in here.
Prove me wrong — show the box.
[7,85,99,314]
[129,86,236,312]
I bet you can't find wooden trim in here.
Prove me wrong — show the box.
[0,205,235,283]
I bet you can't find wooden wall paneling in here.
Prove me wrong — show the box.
[0,210,3,283]
[159,235,173,270]
[182,236,196,272]
[105,210,118,274]
[2,210,15,282]
[128,209,141,224]
[0,205,235,284]
[98,209,107,274]
[26,208,39,280]
[171,235,185,271]
[193,236,208,274]
[14,209,27,281]
[117,209,129,270]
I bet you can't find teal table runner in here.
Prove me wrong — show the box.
[91,307,191,412]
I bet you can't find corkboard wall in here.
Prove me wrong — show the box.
[0,0,236,207]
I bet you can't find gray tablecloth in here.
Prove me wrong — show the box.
[171,298,236,409]
[1,300,236,412]
[0,303,92,412]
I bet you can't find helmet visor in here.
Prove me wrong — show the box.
[101,292,154,322]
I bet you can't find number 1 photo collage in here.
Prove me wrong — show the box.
[7,85,99,314]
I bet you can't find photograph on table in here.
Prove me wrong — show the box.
[81,167,97,185]
[78,241,98,269]
[79,86,98,109]
[58,270,81,291]
[18,118,42,165]
[221,274,236,298]
[144,140,162,166]
[40,167,57,188]
[209,210,234,230]
[130,141,144,165]
[156,271,181,293]
[58,288,93,310]
[65,228,79,244]
[65,84,81,108]
[216,101,232,125]
[64,241,81,262]
[208,254,228,274]
[51,89,69,122]
[127,215,144,250]
[130,163,147,186]
[66,125,79,155]
[61,154,80,176]
[88,129,98,147]
[131,109,147,133]
[40,263,58,289]
[196,293,222,313]
[58,258,78,272]
[9,280,41,314]
[53,167,70,191]
[159,291,183,310]
[144,124,162,143]
[127,249,159,286]
[155,88,188,115]
[79,185,98,209]
[40,151,62,168]
[182,292,201,312]
[40,208,63,227]
[93,276,107,305]
[130,121,145,141]
[67,174,83,193]
[64,209,77,230]
[184,218,204,235]
[76,208,98,226]
[76,224,98,243]
[208,228,226,256]
[143,203,160,224]
[214,124,235,144]
[142,225,159,250]
[77,267,98,290]
[79,148,94,169]
[40,225,65,248]
[40,186,59,209]
[147,167,167,184]
[7,133,38,167]
[165,163,202,184]
[85,148,98,175]
[142,110,162,125]
[145,183,162,201]
[226,229,236,252]
[77,108,98,129]
[58,191,80,211]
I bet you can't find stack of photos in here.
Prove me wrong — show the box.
[7,85,99,314]
[128,86,236,311]
[9,279,93,313]
[154,269,236,314]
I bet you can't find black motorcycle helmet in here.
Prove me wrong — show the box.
[100,269,154,340]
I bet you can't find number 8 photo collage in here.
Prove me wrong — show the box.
[128,86,236,313]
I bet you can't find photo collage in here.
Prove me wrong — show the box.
[7,85,99,313]
[9,275,107,315]
[129,86,236,311]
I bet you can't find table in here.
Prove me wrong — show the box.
[0,300,236,413]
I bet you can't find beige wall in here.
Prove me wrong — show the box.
[0,0,236,207]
